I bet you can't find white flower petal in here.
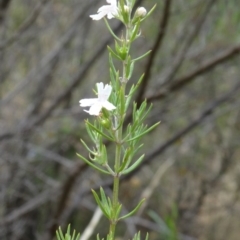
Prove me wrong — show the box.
[89,0,118,21]
[106,0,116,5]
[97,82,104,93]
[98,5,113,13]
[102,101,116,110]
[107,12,115,19]
[79,98,98,107]
[90,12,106,20]
[99,84,112,100]
[86,103,103,116]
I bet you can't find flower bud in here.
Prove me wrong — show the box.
[124,5,130,13]
[100,119,111,129]
[135,7,147,18]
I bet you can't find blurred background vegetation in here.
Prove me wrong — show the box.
[0,0,240,239]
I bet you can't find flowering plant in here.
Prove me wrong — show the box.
[56,0,157,239]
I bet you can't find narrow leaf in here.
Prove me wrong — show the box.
[141,4,157,22]
[76,153,110,175]
[86,121,115,141]
[126,122,160,142]
[119,199,145,220]
[81,139,96,155]
[92,189,110,218]
[122,154,145,175]
[104,18,122,41]
[132,50,152,62]
[107,46,122,60]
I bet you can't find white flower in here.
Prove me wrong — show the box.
[90,0,118,20]
[79,82,116,116]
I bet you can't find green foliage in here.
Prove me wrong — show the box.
[56,225,80,240]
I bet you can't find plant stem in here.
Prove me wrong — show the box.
[109,23,131,240]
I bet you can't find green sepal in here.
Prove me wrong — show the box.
[132,50,152,62]
[76,153,110,175]
[126,122,160,142]
[107,46,122,60]
[104,18,122,41]
[121,154,145,175]
[92,189,111,219]
[119,198,145,220]
[86,121,115,142]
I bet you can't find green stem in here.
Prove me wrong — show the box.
[109,22,131,240]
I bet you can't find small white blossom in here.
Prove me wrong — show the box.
[79,82,116,116]
[90,0,118,20]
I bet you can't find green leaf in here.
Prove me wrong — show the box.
[126,122,160,142]
[76,153,110,175]
[92,189,110,218]
[125,74,144,110]
[81,139,96,155]
[109,53,117,75]
[130,20,141,42]
[140,4,157,22]
[86,121,115,142]
[145,233,149,240]
[121,154,145,175]
[100,187,109,209]
[128,60,135,79]
[132,50,152,62]
[85,120,96,142]
[119,198,145,220]
[116,204,122,219]
[56,225,80,240]
[118,147,132,172]
[104,18,122,41]
[107,46,122,60]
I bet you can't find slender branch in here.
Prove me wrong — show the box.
[147,44,240,102]
[49,163,88,238]
[0,0,50,50]
[81,207,103,240]
[0,0,12,25]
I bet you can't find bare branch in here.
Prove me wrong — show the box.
[0,0,49,50]
[148,44,240,102]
